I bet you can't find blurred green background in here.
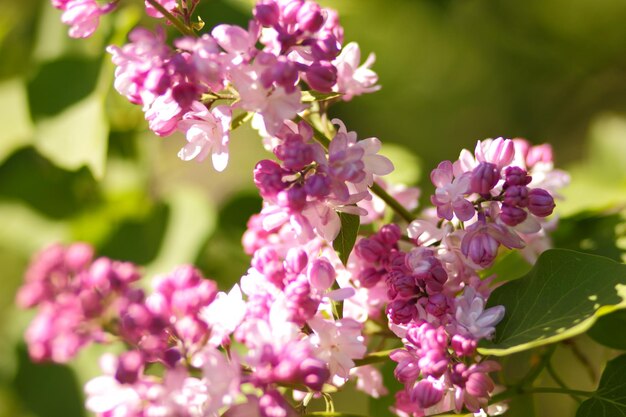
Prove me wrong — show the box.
[1,0,625,416]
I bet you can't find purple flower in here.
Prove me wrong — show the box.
[430,161,475,221]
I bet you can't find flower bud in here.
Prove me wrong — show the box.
[528,188,555,217]
[305,62,337,92]
[115,350,144,384]
[355,238,385,263]
[461,228,499,268]
[311,35,340,61]
[411,378,444,409]
[297,1,324,32]
[277,186,307,211]
[308,258,335,291]
[254,160,285,197]
[378,224,402,246]
[470,162,499,195]
[500,204,528,226]
[504,166,531,187]
[451,334,477,357]
[503,185,529,207]
[285,248,308,275]
[387,299,417,324]
[300,358,330,391]
[254,1,280,26]
[304,173,330,198]
[359,267,384,288]
[65,242,94,272]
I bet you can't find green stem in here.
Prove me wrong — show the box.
[145,0,195,36]
[563,339,597,382]
[516,344,557,388]
[490,386,594,404]
[546,361,583,404]
[296,115,415,223]
[353,349,395,367]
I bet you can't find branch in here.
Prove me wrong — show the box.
[145,0,196,36]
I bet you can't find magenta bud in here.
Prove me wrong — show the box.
[163,348,182,368]
[503,185,529,207]
[359,267,384,288]
[144,67,170,95]
[65,242,94,272]
[254,1,280,26]
[285,248,308,275]
[79,290,102,318]
[500,204,528,226]
[470,162,499,195]
[297,2,324,32]
[411,379,445,409]
[355,238,385,263]
[504,166,531,187]
[526,144,553,167]
[115,351,144,384]
[528,188,555,217]
[282,0,304,24]
[254,160,285,197]
[451,334,477,357]
[461,230,499,268]
[305,62,337,92]
[387,299,417,324]
[172,82,199,109]
[311,36,340,61]
[308,258,335,291]
[300,358,330,391]
[304,174,330,198]
[378,224,402,246]
[277,186,307,211]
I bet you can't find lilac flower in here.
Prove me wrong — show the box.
[333,42,381,101]
[177,102,232,171]
[144,0,177,19]
[454,287,505,340]
[61,0,111,38]
[307,317,366,379]
[430,161,475,221]
[199,284,247,347]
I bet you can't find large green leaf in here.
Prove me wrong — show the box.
[576,354,626,417]
[479,249,626,356]
[587,310,626,350]
[333,212,360,266]
[34,93,108,179]
[0,79,33,164]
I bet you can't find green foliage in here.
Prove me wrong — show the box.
[0,79,33,164]
[333,213,360,266]
[576,354,626,417]
[368,360,403,417]
[480,249,626,356]
[587,310,626,350]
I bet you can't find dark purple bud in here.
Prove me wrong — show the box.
[311,36,340,61]
[355,238,385,263]
[503,185,529,207]
[470,162,499,195]
[297,1,324,32]
[254,1,280,26]
[254,160,285,197]
[387,299,417,324]
[304,173,330,198]
[299,358,330,391]
[378,224,402,246]
[115,351,144,384]
[461,229,499,268]
[163,348,182,368]
[171,82,199,109]
[305,62,337,93]
[425,293,449,317]
[277,186,307,211]
[359,267,384,288]
[527,188,555,217]
[504,166,531,187]
[500,204,528,226]
[392,274,419,298]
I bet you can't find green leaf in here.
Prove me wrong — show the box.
[34,93,108,179]
[145,186,217,277]
[588,310,626,350]
[479,249,626,356]
[301,91,342,103]
[0,79,33,164]
[333,212,360,266]
[576,354,626,417]
[480,250,532,284]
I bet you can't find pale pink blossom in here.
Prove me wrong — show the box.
[454,287,505,340]
[177,102,232,171]
[144,0,177,19]
[199,284,247,346]
[351,365,388,398]
[430,161,475,221]
[333,42,380,101]
[307,317,366,379]
[61,0,109,38]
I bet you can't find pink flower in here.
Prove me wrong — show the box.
[144,92,183,136]
[177,102,232,171]
[430,161,475,221]
[333,42,381,101]
[61,0,109,38]
[307,317,366,379]
[199,284,247,346]
[454,287,505,340]
[351,365,388,398]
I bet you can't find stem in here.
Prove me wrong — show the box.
[330,280,344,319]
[145,0,195,36]
[563,339,597,382]
[516,344,556,388]
[296,115,415,223]
[370,182,415,223]
[546,361,583,404]
[490,386,594,404]
[353,349,396,367]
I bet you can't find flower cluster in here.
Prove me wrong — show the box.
[21,1,571,417]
